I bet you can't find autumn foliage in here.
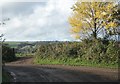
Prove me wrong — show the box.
[68,1,119,39]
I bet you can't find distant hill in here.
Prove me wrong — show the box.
[4,41,35,48]
[4,41,74,48]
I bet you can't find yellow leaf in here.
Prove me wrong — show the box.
[108,21,116,27]
[95,11,101,18]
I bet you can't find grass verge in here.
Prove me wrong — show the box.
[34,57,118,69]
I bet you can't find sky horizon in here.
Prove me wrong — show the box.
[0,0,80,41]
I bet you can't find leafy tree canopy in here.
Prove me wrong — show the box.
[69,1,119,40]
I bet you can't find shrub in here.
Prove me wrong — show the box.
[2,44,16,62]
[105,41,119,64]
[34,40,119,66]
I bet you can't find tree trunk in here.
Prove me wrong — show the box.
[93,18,97,39]
[93,32,97,39]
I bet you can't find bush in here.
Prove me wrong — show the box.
[105,41,119,64]
[2,44,16,62]
[34,40,119,67]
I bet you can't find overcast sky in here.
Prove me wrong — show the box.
[0,0,77,41]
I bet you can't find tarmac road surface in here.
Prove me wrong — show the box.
[4,57,119,82]
[4,64,119,82]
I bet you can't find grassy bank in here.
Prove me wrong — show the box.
[34,57,118,69]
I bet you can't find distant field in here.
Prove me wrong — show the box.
[4,41,66,48]
[4,41,35,48]
[4,41,21,48]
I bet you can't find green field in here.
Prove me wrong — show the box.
[4,41,36,48]
[4,41,21,48]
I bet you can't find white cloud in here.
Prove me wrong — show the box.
[3,0,76,41]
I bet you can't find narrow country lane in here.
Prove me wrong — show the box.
[4,57,119,83]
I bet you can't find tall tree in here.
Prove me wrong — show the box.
[68,1,119,40]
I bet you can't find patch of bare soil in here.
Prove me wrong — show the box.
[6,57,34,64]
